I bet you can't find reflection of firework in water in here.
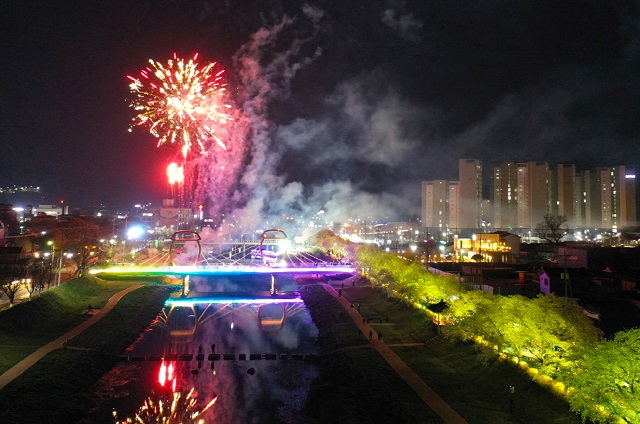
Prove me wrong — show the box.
[127,53,232,160]
[116,388,216,424]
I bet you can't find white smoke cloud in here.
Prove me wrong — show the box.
[380,0,423,42]
[198,4,436,236]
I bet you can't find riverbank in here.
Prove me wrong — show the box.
[300,279,584,424]
[300,282,444,424]
[0,278,170,424]
[0,276,584,423]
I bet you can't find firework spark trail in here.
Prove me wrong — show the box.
[117,388,217,423]
[167,162,184,201]
[127,53,232,160]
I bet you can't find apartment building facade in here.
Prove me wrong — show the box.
[422,160,637,234]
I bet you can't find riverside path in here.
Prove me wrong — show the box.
[321,281,468,424]
[0,285,142,390]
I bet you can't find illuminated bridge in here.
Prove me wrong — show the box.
[90,229,357,294]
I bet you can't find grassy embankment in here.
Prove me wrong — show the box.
[0,275,587,424]
[0,277,170,424]
[300,282,445,424]
[302,280,586,424]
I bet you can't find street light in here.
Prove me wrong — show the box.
[47,240,55,265]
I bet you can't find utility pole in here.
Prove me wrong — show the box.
[557,251,573,297]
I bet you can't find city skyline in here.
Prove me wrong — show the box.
[2,1,639,226]
[423,159,638,234]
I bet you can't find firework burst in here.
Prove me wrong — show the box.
[127,53,232,159]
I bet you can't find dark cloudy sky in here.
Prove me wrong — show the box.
[1,1,639,223]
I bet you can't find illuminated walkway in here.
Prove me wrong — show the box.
[321,282,468,424]
[0,285,142,391]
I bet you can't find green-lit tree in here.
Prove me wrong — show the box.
[527,295,601,372]
[559,328,640,423]
[446,294,600,371]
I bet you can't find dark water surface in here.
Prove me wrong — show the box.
[85,275,319,423]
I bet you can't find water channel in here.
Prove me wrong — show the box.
[85,274,320,423]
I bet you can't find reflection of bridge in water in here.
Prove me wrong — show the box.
[159,291,307,342]
[121,292,317,364]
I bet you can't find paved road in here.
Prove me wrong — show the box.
[322,281,468,424]
[0,286,44,310]
[0,285,142,391]
[0,274,74,310]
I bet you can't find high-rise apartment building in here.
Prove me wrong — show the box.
[421,180,461,234]
[575,167,637,230]
[421,180,449,230]
[458,159,482,229]
[448,181,460,230]
[579,170,602,228]
[596,166,637,231]
[624,169,637,227]
[492,162,518,229]
[556,164,577,227]
[515,162,550,229]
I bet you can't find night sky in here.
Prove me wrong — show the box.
[1,1,639,224]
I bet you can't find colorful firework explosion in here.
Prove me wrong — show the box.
[127,53,232,159]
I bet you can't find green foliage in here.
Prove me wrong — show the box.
[559,329,640,423]
[28,258,55,291]
[306,229,351,260]
[353,243,459,304]
[309,229,631,423]
[446,294,601,374]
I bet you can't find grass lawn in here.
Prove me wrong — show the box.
[301,283,444,424]
[339,284,585,424]
[0,278,146,374]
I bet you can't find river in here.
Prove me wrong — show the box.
[85,274,319,423]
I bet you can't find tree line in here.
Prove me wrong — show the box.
[311,229,639,424]
[0,216,111,306]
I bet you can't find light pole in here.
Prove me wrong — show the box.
[47,240,55,266]
[56,246,63,286]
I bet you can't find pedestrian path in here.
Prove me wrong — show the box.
[321,282,468,424]
[0,285,142,390]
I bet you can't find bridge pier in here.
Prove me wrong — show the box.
[180,275,190,297]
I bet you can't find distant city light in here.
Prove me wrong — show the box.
[127,226,145,240]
